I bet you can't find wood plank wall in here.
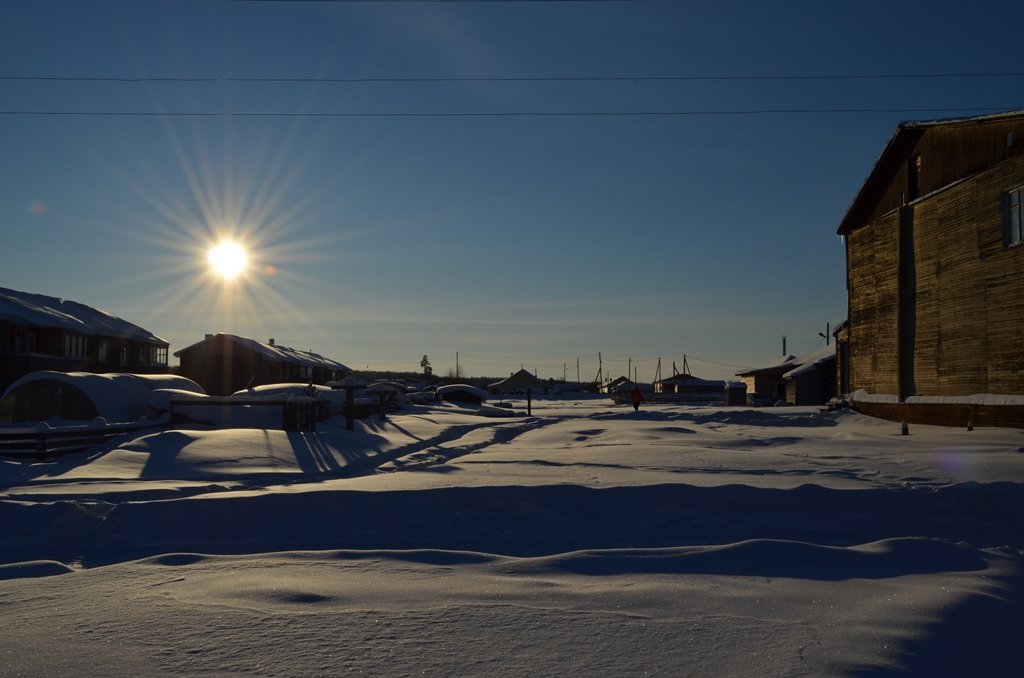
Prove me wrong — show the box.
[848,211,900,394]
[848,149,1024,396]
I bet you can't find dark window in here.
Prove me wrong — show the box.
[907,155,922,201]
[1007,187,1023,247]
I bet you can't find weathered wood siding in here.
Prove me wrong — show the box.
[862,120,1024,226]
[908,153,1024,395]
[847,140,1024,397]
[847,211,900,394]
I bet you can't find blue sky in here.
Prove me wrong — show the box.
[2,0,1022,381]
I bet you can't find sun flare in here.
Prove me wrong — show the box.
[207,240,249,280]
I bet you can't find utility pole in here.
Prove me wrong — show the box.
[563,363,567,381]
[576,357,580,384]
[818,322,831,345]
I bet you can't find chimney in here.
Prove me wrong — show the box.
[269,338,275,346]
[205,334,213,341]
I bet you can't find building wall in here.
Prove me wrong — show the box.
[847,210,900,395]
[847,149,1024,397]
[739,374,787,402]
[178,336,263,396]
[909,153,1024,395]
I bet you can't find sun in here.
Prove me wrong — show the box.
[207,240,249,280]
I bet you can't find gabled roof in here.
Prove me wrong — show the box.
[488,368,545,390]
[736,354,799,377]
[836,109,1024,236]
[0,286,167,345]
[174,333,349,372]
[782,344,836,380]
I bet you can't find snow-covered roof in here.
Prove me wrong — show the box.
[1,371,203,424]
[736,354,799,377]
[783,344,836,380]
[174,333,349,372]
[488,368,545,390]
[437,384,488,399]
[656,374,726,387]
[0,286,167,344]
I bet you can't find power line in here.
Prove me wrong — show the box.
[232,0,637,3]
[1,106,1019,118]
[3,72,1023,84]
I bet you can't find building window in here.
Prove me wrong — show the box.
[64,334,86,358]
[119,345,128,367]
[1008,187,1024,247]
[907,154,922,201]
[97,340,107,363]
[155,347,168,365]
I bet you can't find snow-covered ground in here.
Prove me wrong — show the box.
[2,398,1023,676]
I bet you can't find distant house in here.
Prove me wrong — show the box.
[653,373,746,406]
[0,286,169,392]
[735,354,799,404]
[737,346,836,406]
[598,376,639,394]
[837,109,1024,425]
[488,368,546,395]
[175,333,350,396]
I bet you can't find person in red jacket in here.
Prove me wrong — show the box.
[630,386,643,412]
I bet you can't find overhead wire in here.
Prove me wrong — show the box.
[1,106,1020,118]
[3,72,1023,84]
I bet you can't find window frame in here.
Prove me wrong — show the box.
[1006,185,1024,247]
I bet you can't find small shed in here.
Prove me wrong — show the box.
[735,355,800,404]
[782,345,838,406]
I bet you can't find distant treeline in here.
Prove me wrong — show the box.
[352,369,502,388]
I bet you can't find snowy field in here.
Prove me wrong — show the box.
[2,398,1023,676]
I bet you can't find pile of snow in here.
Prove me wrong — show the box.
[1,400,1023,675]
[851,390,1024,406]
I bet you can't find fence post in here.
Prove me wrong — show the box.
[527,388,532,416]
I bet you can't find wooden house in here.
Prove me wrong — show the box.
[487,368,547,395]
[735,354,799,404]
[837,110,1024,426]
[174,333,350,396]
[0,286,169,392]
[736,346,836,406]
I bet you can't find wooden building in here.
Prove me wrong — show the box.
[837,110,1024,425]
[737,345,836,406]
[0,286,169,392]
[735,354,799,404]
[174,333,350,396]
[488,368,547,395]
[782,344,837,406]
